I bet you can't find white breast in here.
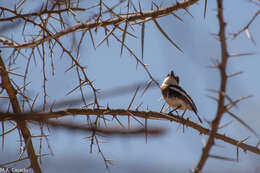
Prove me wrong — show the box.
[165,97,191,110]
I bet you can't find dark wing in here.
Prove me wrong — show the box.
[168,85,202,123]
[168,85,203,123]
[168,85,197,112]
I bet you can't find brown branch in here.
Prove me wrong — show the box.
[194,0,229,172]
[0,53,42,173]
[3,0,200,49]
[1,108,260,156]
[232,9,260,39]
[0,6,86,22]
[41,120,166,136]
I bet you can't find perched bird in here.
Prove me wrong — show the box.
[160,71,202,123]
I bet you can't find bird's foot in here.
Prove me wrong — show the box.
[181,110,186,119]
[168,105,182,116]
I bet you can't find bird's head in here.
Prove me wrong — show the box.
[162,71,179,86]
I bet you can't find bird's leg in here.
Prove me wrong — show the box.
[181,109,186,118]
[168,105,181,115]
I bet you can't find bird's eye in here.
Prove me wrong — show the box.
[167,74,170,77]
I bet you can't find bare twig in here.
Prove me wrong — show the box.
[232,9,260,40]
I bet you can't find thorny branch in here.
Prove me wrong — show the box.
[0,6,86,22]
[194,0,230,172]
[1,108,260,156]
[0,0,200,49]
[0,54,42,173]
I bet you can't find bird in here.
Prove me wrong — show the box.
[160,71,202,123]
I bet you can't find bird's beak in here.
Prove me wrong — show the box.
[170,71,174,77]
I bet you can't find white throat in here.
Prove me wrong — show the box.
[162,76,178,86]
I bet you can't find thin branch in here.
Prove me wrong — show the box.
[0,154,48,167]
[0,6,86,22]
[152,18,183,52]
[232,9,260,39]
[204,0,207,18]
[226,110,259,138]
[208,154,237,162]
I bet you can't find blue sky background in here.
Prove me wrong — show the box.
[1,0,260,172]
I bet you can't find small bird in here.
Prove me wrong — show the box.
[160,71,202,123]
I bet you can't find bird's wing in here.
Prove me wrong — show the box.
[168,85,198,114]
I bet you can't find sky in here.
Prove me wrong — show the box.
[1,0,260,172]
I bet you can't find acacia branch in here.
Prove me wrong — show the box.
[1,108,260,155]
[0,53,42,173]
[2,0,200,49]
[0,6,86,22]
[194,0,229,172]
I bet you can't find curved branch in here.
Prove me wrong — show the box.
[1,108,260,155]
